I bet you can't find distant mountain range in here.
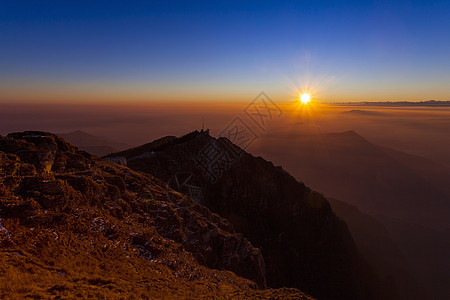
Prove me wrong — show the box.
[255,130,450,230]
[253,130,450,300]
[58,130,134,156]
[333,100,450,106]
[2,129,447,299]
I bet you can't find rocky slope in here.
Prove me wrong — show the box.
[107,131,379,300]
[0,131,313,299]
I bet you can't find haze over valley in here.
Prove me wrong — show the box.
[1,1,449,299]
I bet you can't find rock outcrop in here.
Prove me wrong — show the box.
[107,131,379,300]
[0,132,310,298]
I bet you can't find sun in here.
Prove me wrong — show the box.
[299,93,311,104]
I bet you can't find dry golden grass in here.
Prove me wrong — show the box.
[0,133,314,299]
[0,212,313,299]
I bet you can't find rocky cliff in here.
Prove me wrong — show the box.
[0,131,313,299]
[107,131,379,300]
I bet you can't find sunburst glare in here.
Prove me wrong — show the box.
[300,93,311,104]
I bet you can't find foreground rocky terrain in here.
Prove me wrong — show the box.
[0,132,313,299]
[107,131,380,300]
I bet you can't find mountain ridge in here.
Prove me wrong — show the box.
[58,130,134,156]
[107,130,382,300]
[252,129,450,299]
[0,131,314,299]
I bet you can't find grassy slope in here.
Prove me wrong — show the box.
[0,132,313,299]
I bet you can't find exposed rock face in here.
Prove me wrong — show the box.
[108,131,379,300]
[0,132,298,298]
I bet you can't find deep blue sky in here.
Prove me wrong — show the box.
[1,0,449,102]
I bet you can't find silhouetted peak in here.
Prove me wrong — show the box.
[116,130,380,300]
[63,130,96,138]
[2,132,301,296]
[325,130,373,144]
[341,130,359,136]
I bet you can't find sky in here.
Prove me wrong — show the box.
[1,0,449,103]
